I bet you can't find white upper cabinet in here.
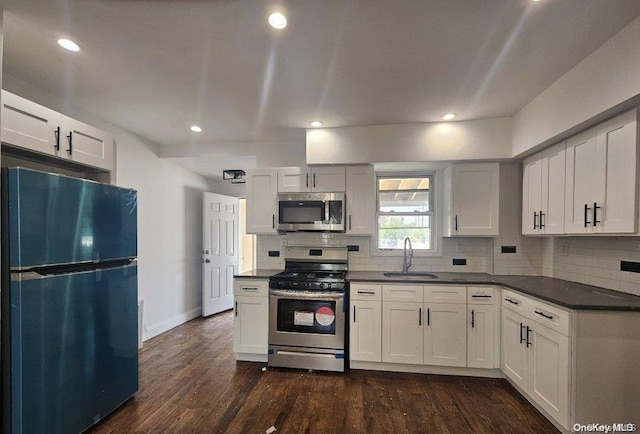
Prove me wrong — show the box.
[445,162,500,236]
[1,91,115,172]
[277,166,346,192]
[62,116,114,170]
[522,142,566,235]
[1,90,62,157]
[565,109,637,234]
[346,165,375,235]
[246,168,278,234]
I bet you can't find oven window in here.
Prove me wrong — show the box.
[279,201,324,224]
[277,299,336,334]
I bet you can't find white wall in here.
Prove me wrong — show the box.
[513,16,640,157]
[2,74,216,341]
[306,117,513,165]
[115,131,214,341]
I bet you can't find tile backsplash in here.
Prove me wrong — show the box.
[256,233,640,297]
[258,233,491,273]
[542,237,640,297]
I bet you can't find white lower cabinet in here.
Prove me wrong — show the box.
[467,286,498,369]
[423,302,466,367]
[382,301,424,364]
[350,284,382,362]
[233,279,268,358]
[501,289,570,430]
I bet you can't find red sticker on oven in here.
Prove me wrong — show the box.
[315,306,335,326]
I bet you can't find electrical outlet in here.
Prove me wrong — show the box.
[280,239,288,249]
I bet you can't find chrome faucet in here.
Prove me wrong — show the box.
[402,237,414,273]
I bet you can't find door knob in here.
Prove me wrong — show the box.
[205,259,211,263]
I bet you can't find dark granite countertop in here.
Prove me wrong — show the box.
[234,269,283,279]
[232,269,640,311]
[346,271,640,311]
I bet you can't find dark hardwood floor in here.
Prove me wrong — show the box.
[88,311,559,433]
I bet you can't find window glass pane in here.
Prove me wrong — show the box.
[378,177,430,212]
[379,191,429,212]
[379,178,430,191]
[377,215,431,249]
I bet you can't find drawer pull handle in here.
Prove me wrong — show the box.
[472,294,492,298]
[242,287,259,291]
[505,298,519,305]
[526,326,532,348]
[534,310,554,320]
[357,290,375,295]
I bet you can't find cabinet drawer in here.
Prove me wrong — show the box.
[424,285,466,304]
[233,279,268,297]
[350,283,382,301]
[502,288,529,314]
[527,299,571,336]
[468,286,496,304]
[383,285,424,303]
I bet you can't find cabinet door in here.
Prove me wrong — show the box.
[467,304,495,369]
[346,165,375,235]
[246,168,278,234]
[350,300,382,362]
[594,110,637,233]
[382,302,423,365]
[529,324,570,429]
[1,90,62,157]
[277,167,310,192]
[233,295,268,354]
[423,303,466,367]
[451,163,499,236]
[311,166,346,192]
[522,155,542,235]
[501,308,528,390]
[565,129,599,234]
[541,143,566,235]
[62,116,114,171]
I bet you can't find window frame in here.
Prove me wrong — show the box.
[372,171,443,257]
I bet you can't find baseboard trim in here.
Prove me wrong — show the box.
[235,353,268,363]
[143,307,202,341]
[350,361,502,378]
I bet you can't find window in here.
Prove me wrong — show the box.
[376,175,434,251]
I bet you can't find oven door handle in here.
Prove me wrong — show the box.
[269,289,344,300]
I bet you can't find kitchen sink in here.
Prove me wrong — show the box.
[383,272,439,279]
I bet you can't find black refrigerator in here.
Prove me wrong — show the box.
[1,167,139,433]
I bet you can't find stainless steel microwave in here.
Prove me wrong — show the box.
[277,192,345,232]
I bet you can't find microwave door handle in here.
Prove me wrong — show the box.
[324,201,330,224]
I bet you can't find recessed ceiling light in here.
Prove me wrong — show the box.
[268,12,287,29]
[441,113,456,121]
[190,125,202,132]
[57,38,81,52]
[309,120,323,128]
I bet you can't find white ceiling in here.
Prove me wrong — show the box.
[4,0,640,178]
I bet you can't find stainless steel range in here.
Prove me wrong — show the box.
[268,246,347,372]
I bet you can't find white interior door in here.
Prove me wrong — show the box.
[203,192,239,317]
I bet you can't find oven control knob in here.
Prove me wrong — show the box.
[327,283,332,289]
[319,283,325,289]
[304,282,310,288]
